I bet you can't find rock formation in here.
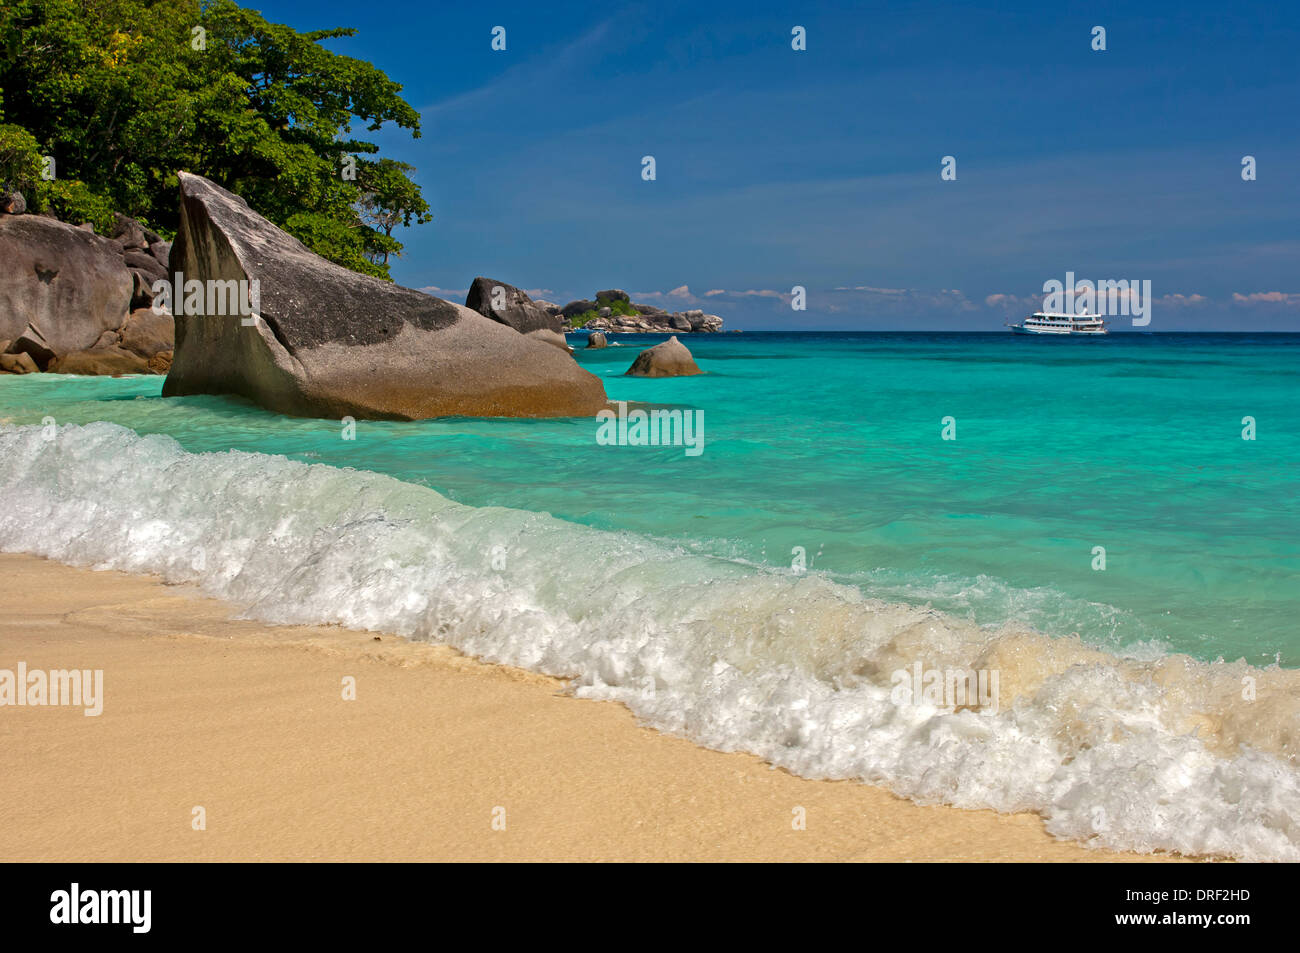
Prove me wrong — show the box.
[559,289,724,333]
[0,207,174,375]
[0,215,133,357]
[162,172,607,419]
[0,352,38,374]
[465,277,565,334]
[624,336,703,377]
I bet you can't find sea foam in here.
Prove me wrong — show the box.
[2,421,1298,860]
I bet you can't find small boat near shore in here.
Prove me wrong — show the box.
[1006,311,1108,335]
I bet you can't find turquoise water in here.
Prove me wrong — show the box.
[1,331,1296,665]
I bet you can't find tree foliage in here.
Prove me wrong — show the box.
[0,0,430,278]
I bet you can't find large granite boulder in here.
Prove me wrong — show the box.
[625,336,703,377]
[586,331,608,349]
[595,289,630,305]
[464,277,564,334]
[0,215,133,356]
[561,299,594,318]
[163,172,607,419]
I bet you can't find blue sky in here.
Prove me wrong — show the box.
[260,0,1299,330]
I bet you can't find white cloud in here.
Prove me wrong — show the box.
[1232,292,1300,306]
[418,286,469,300]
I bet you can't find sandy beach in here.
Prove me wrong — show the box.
[0,552,1182,862]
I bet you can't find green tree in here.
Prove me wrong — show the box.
[0,0,429,278]
[356,157,431,269]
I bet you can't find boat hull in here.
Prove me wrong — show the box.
[1009,325,1108,336]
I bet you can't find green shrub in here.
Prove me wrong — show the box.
[0,123,42,195]
[34,179,116,234]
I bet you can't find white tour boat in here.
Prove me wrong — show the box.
[1007,311,1107,335]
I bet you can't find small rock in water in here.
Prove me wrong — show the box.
[624,335,702,377]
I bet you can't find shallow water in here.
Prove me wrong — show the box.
[3,332,1295,664]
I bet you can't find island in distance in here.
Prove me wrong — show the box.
[466,281,725,335]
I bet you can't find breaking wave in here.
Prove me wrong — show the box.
[2,421,1298,860]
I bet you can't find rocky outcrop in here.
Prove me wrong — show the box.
[109,213,171,312]
[32,305,173,377]
[0,209,175,375]
[50,346,151,376]
[560,288,723,333]
[1,192,27,215]
[163,172,608,419]
[624,336,702,377]
[9,323,56,369]
[585,309,722,334]
[465,277,565,334]
[117,308,175,359]
[0,352,38,374]
[533,300,563,320]
[28,305,174,377]
[0,215,133,356]
[586,331,608,349]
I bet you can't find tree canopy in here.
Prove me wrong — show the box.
[0,0,430,278]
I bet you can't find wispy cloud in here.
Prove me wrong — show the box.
[1232,291,1300,306]
[419,19,616,119]
[418,285,468,301]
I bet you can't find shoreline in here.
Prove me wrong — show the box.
[0,552,1184,862]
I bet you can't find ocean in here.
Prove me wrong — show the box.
[2,331,1298,859]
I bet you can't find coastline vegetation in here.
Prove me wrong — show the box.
[567,296,639,329]
[0,0,429,278]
